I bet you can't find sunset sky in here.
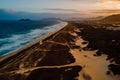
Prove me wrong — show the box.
[0,0,120,16]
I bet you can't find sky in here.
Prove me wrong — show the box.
[0,0,120,16]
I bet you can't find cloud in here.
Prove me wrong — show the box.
[92,9,120,15]
[101,0,120,2]
[103,0,120,1]
[72,0,120,3]
[43,8,81,13]
[71,0,99,3]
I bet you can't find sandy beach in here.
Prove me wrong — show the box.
[0,22,68,62]
[0,22,120,80]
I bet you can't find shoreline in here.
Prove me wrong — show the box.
[0,21,120,80]
[0,22,68,62]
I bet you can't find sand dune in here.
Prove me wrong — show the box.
[0,22,120,80]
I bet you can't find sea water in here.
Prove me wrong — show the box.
[0,20,66,56]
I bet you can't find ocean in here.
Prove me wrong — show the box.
[0,20,66,56]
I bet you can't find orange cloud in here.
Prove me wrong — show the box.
[43,8,81,13]
[101,0,120,2]
[91,9,120,16]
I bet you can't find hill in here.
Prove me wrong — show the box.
[102,14,120,22]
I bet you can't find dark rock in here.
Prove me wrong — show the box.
[108,64,120,75]
[82,41,88,45]
[106,71,111,75]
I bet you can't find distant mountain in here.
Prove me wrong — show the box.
[102,14,120,22]
[92,16,105,20]
[0,9,55,20]
[0,9,85,20]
